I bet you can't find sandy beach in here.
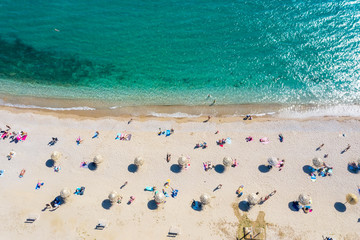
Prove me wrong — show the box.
[0,107,359,240]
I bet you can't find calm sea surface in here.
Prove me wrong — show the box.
[0,0,359,109]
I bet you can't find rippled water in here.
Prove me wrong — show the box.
[0,0,359,106]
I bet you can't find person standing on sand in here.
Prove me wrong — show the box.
[214,184,222,191]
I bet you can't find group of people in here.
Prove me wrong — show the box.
[203,161,214,171]
[1,125,28,143]
[195,142,207,149]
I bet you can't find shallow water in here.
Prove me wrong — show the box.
[0,0,360,108]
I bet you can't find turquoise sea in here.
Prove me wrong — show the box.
[0,0,360,114]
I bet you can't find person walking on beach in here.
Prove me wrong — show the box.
[316,143,324,151]
[214,184,222,191]
[344,144,351,152]
[120,181,128,189]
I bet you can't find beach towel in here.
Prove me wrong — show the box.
[21,135,27,141]
[192,201,201,210]
[171,189,178,198]
[125,134,132,141]
[260,137,269,144]
[311,174,316,182]
[0,170,4,176]
[226,138,231,144]
[16,134,22,141]
[19,169,25,178]
[80,162,88,168]
[35,182,44,190]
[1,132,6,138]
[166,130,171,136]
[115,133,121,140]
[163,190,169,197]
[145,187,155,191]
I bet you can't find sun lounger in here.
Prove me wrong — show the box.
[168,226,181,237]
[95,219,107,230]
[25,214,39,223]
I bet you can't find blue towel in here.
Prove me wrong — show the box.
[172,189,178,198]
[166,130,171,136]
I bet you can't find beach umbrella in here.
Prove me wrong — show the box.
[247,193,259,206]
[60,188,71,199]
[51,151,61,162]
[200,193,210,205]
[178,156,189,167]
[154,191,165,204]
[298,194,312,206]
[223,157,232,167]
[108,191,119,204]
[267,157,279,167]
[312,157,323,168]
[134,156,144,167]
[93,155,104,165]
[345,193,358,205]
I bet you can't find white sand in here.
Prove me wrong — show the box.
[0,109,359,240]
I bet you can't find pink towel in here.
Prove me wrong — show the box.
[21,135,27,141]
[16,135,22,141]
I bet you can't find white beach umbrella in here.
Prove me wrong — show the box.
[312,157,323,168]
[93,155,104,165]
[178,156,189,167]
[345,193,358,205]
[267,157,279,167]
[108,191,119,204]
[247,193,259,206]
[134,156,144,167]
[298,194,312,206]
[60,187,71,200]
[51,151,61,162]
[154,191,165,204]
[200,193,210,205]
[223,157,232,167]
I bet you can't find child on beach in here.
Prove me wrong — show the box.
[236,185,244,197]
[76,136,83,145]
[92,131,99,138]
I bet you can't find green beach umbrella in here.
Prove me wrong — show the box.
[178,156,189,168]
[93,155,104,165]
[51,151,61,162]
[108,191,119,204]
[267,157,279,167]
[298,194,312,206]
[200,193,210,205]
[312,157,323,168]
[247,193,259,206]
[223,157,232,167]
[134,156,144,167]
[60,187,71,201]
[155,191,165,204]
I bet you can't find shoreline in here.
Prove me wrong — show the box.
[2,93,360,121]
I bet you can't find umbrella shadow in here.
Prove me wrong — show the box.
[288,201,299,212]
[302,165,313,175]
[102,199,112,210]
[147,200,157,210]
[88,162,98,171]
[334,202,346,212]
[128,164,138,173]
[170,164,181,173]
[238,200,250,212]
[214,164,225,174]
[45,159,55,168]
[258,164,270,173]
[347,165,359,174]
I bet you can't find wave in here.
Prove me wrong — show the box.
[0,99,95,111]
[278,105,360,118]
[147,112,203,118]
